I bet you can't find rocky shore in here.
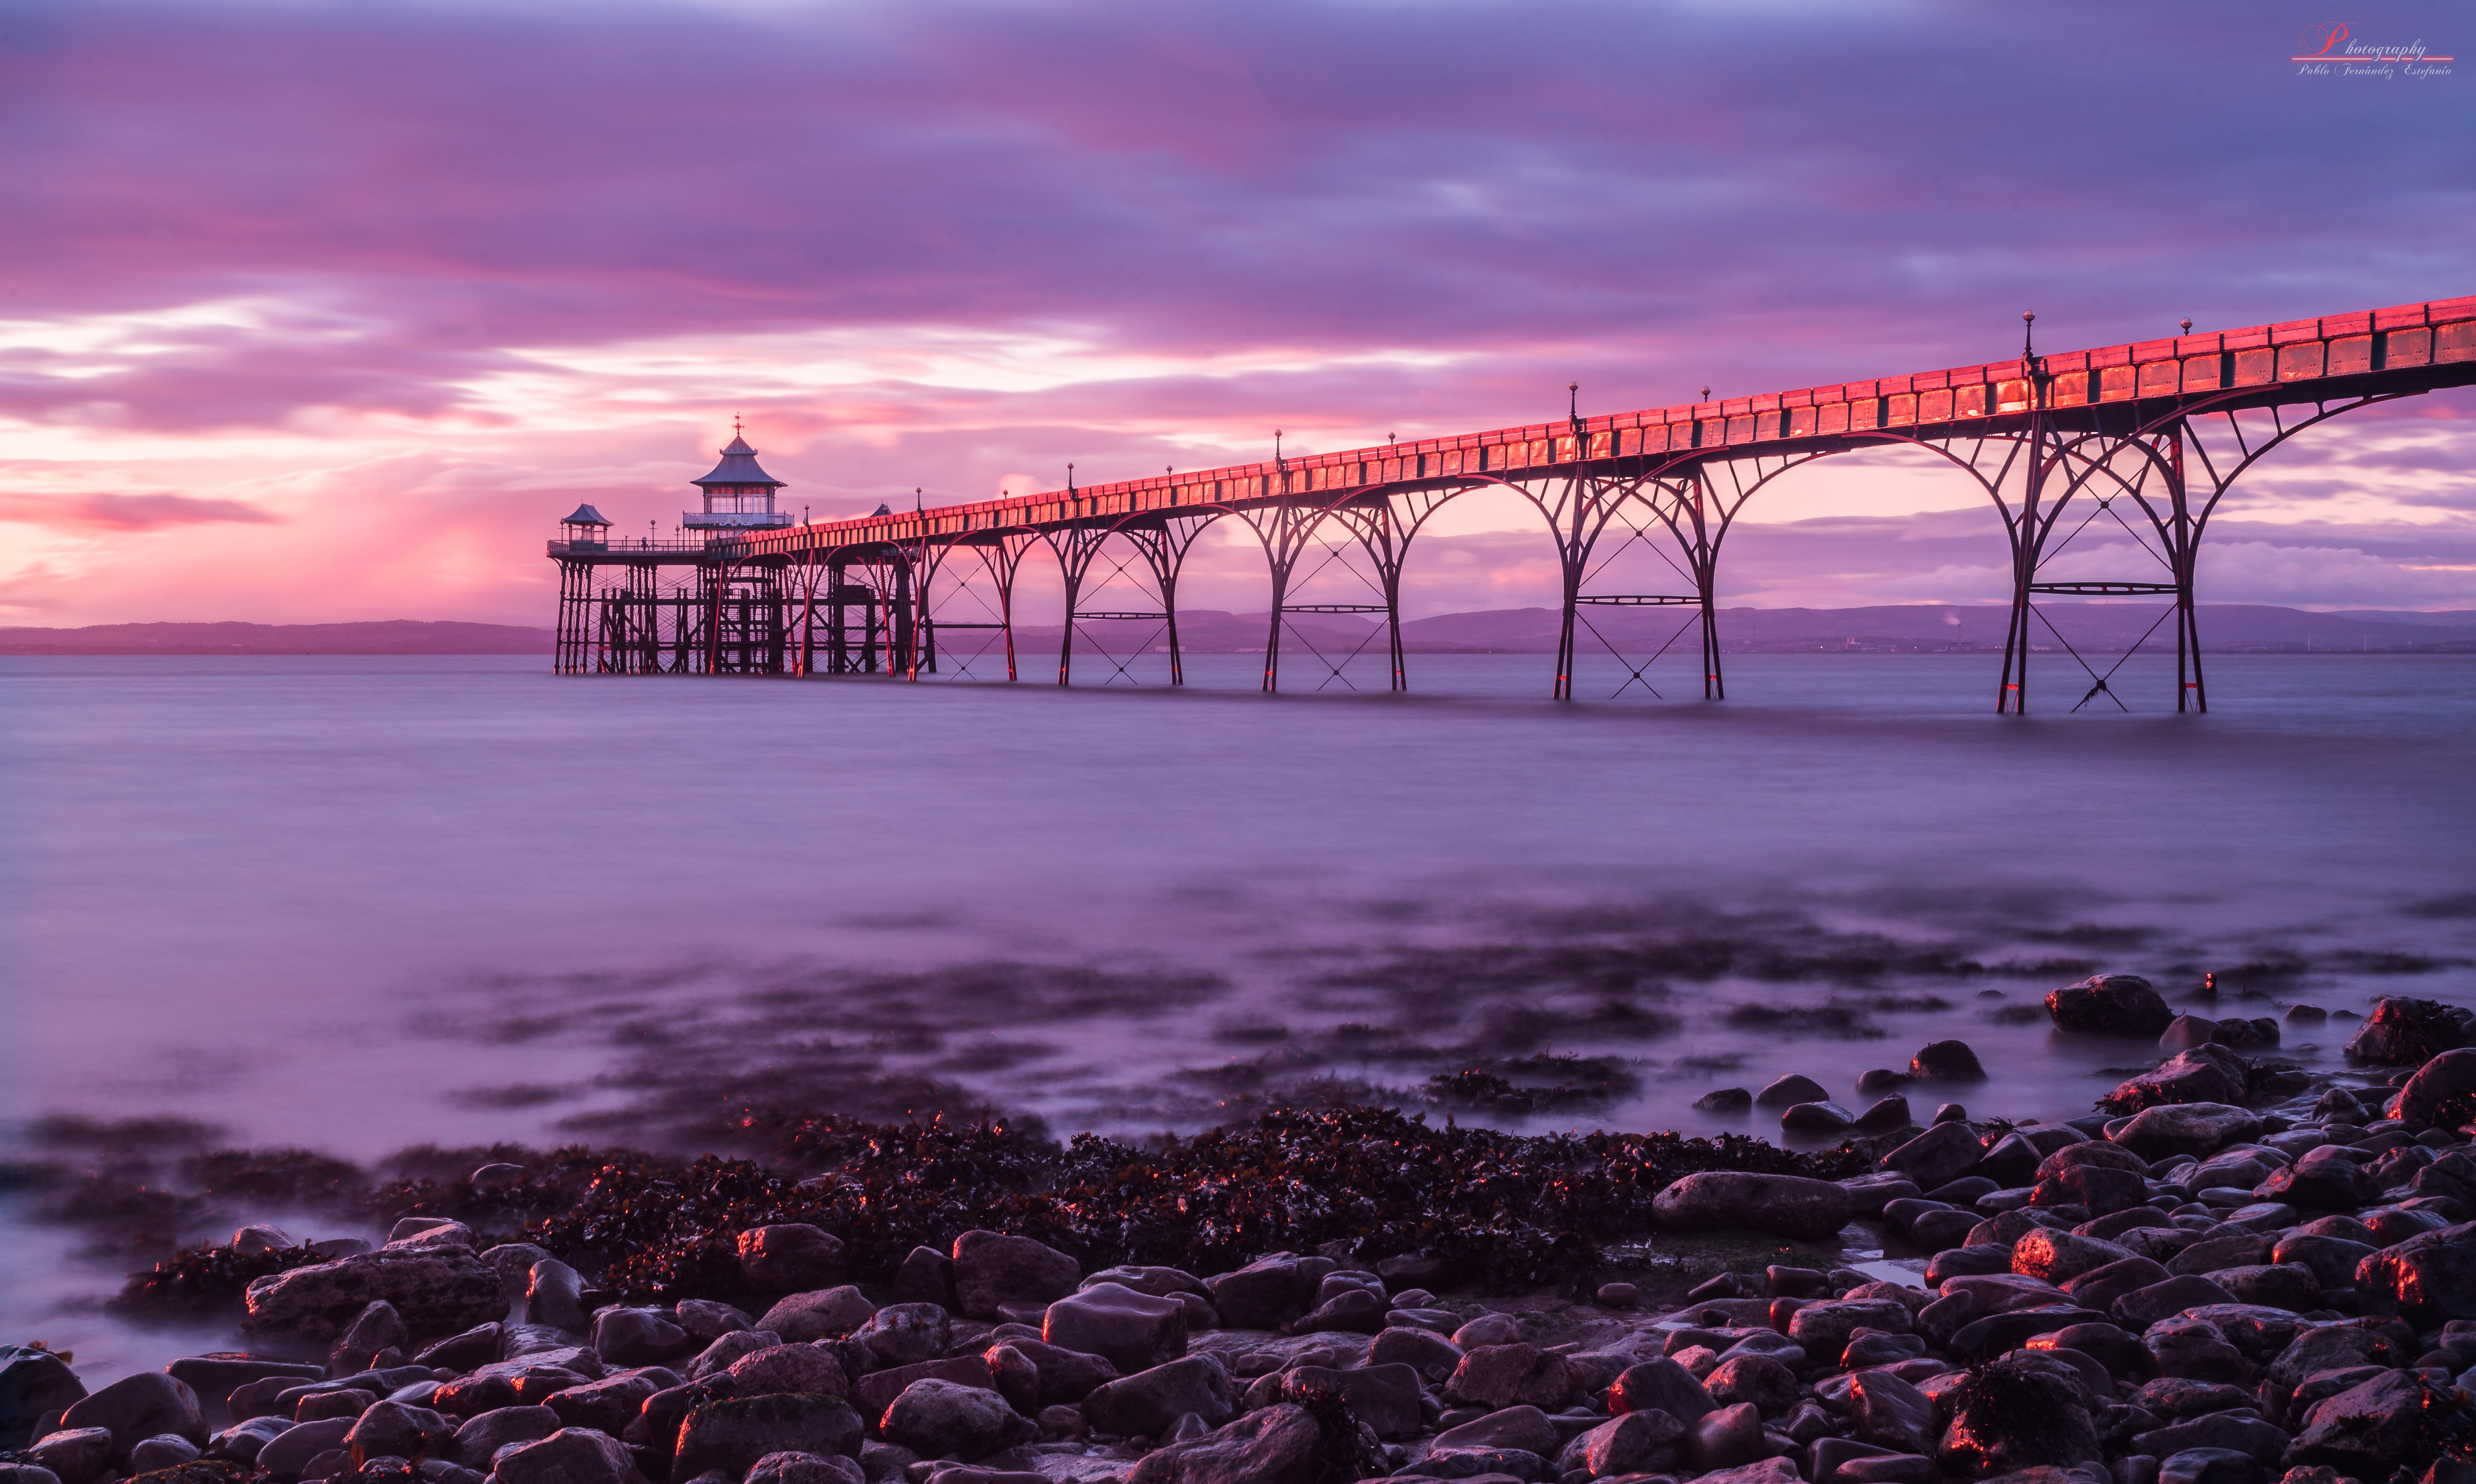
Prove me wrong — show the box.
[7,980,2476,1484]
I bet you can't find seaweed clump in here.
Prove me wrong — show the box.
[109,1242,335,1322]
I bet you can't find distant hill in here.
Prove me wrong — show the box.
[8,606,2473,657]
[0,621,553,654]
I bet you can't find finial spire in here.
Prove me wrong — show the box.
[2022,311,2036,361]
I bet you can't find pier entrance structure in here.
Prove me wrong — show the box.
[549,295,2476,709]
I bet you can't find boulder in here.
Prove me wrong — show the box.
[2344,997,2468,1065]
[877,1380,1031,1461]
[59,1375,207,1461]
[1434,1405,1559,1456]
[340,1402,454,1467]
[1654,1171,1855,1240]
[2109,1103,2267,1160]
[1364,1327,1462,1383]
[330,1302,408,1373]
[1689,1400,1768,1473]
[755,1288,877,1343]
[492,1428,646,1484]
[1786,1300,1912,1359]
[1700,1461,1804,1484]
[1936,1359,2101,1478]
[1879,1123,1987,1190]
[1757,1075,1830,1106]
[686,1330,782,1382]
[448,1406,561,1470]
[1,1348,88,1452]
[1081,1357,1235,1439]
[27,1430,114,1484]
[127,1435,200,1473]
[2133,1413,2290,1465]
[2271,1234,2376,1290]
[2285,1370,2455,1474]
[255,1418,355,1480]
[1849,1370,1935,1455]
[981,1340,1116,1412]
[1910,1041,1987,1082]
[1566,1407,1684,1476]
[2034,1165,2147,1216]
[2354,1218,2476,1326]
[526,1261,588,1332]
[243,1249,506,1345]
[1705,1354,1799,1417]
[850,1358,994,1421]
[2102,1049,2250,1116]
[1270,1364,1421,1439]
[1609,1357,1715,1425]
[1201,1255,1315,1332]
[2397,1049,2476,1134]
[1042,1284,1186,1373]
[589,1310,687,1368]
[1696,1088,1755,1112]
[412,1325,503,1373]
[1123,1404,1321,1484]
[851,1303,954,1370]
[1281,1288,1386,1335]
[738,1226,847,1293]
[1444,1344,1576,1412]
[2155,1448,2259,1484]
[543,1374,661,1435]
[673,1394,864,1476]
[2046,975,2174,1035]
[949,1232,1079,1323]
[2012,1230,2137,1285]
[742,1452,862,1484]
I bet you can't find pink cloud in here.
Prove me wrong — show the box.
[0,491,279,531]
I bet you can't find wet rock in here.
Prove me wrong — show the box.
[1432,1404,1559,1456]
[1705,1355,1798,1418]
[296,1392,372,1425]
[2013,1230,2138,1285]
[61,1374,207,1461]
[1654,1171,1854,1240]
[205,1415,292,1465]
[243,1249,506,1346]
[1271,1364,1421,1439]
[1699,1460,1803,1484]
[1788,1299,1913,1360]
[673,1394,864,1477]
[527,1261,588,1333]
[1610,1358,1716,1426]
[1849,1370,1935,1456]
[741,1451,861,1484]
[2110,1104,2268,1161]
[1697,1088,1754,1113]
[2104,1050,2251,1116]
[1364,1327,1461,1384]
[447,1406,560,1470]
[332,1303,409,1374]
[982,1340,1116,1412]
[850,1358,991,1421]
[341,1402,455,1467]
[877,1380,1030,1461]
[850,1303,953,1370]
[1783,1102,1855,1132]
[2047,975,2173,1035]
[2156,1449,2261,1484]
[544,1374,662,1436]
[1451,1313,1523,1349]
[128,1434,201,1473]
[1040,1284,1185,1373]
[949,1232,1078,1324]
[2210,1265,2320,1310]
[2396,1049,2476,1135]
[2268,1230,2378,1290]
[590,1310,688,1368]
[738,1227,847,1295]
[1083,1356,1235,1440]
[1879,1123,1987,1190]
[388,1217,475,1249]
[2345,997,2469,1065]
[1201,1254,1317,1333]
[492,1428,647,1484]
[257,1418,356,1480]
[683,1330,779,1383]
[1444,1344,1576,1412]
[2143,1323,2248,1385]
[1757,1075,1829,1107]
[2035,1164,2148,1216]
[2356,1218,2476,1326]
[1596,1281,1640,1307]
[1937,1359,2102,1478]
[2261,1322,2401,1399]
[2284,1370,2456,1474]
[2253,1162,2369,1211]
[1123,1403,1321,1484]
[756,1288,877,1344]
[410,1325,502,1374]
[671,1301,752,1348]
[1688,1400,1768,1473]
[2133,1414,2289,1465]
[1565,1408,1683,1478]
[2,1348,88,1452]
[1910,1041,1987,1082]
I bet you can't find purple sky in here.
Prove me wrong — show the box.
[3,0,2471,625]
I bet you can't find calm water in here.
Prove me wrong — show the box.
[4,651,2473,1371]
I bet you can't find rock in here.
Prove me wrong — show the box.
[1444,1345,1576,1412]
[2157,1449,2261,1484]
[2012,1230,2137,1285]
[61,1374,207,1461]
[1910,1041,1987,1082]
[28,1430,115,1484]
[589,1310,687,1367]
[2345,997,2468,1065]
[2,1348,89,1452]
[877,1380,1030,1461]
[341,1402,454,1466]
[1451,1313,1523,1349]
[2269,1234,2376,1291]
[949,1232,1079,1323]
[673,1394,864,1477]
[1937,1359,2101,1477]
[2109,1103,2268,1160]
[2103,1049,2251,1115]
[492,1428,646,1484]
[2397,1049,2476,1134]
[526,1261,588,1333]
[1705,1355,1798,1417]
[331,1303,409,1373]
[1202,1255,1315,1332]
[685,1330,781,1382]
[448,1406,560,1469]
[478,1245,551,1306]
[877,1247,954,1312]
[1757,1075,1830,1106]
[2355,1218,2476,1326]
[2284,1370,2454,1474]
[128,1435,200,1473]
[411,1325,502,1374]
[256,1418,356,1480]
[1783,1102,1857,1132]
[850,1358,992,1421]
[1123,1403,1321,1484]
[1696,1088,1754,1113]
[1596,1281,1640,1307]
[1033,1284,1183,1374]
[1854,1096,1914,1132]
[1565,1407,1684,1476]
[1364,1327,1461,1383]
[1654,1171,1854,1240]
[1434,1405,1561,1457]
[672,1302,754,1347]
[1689,1401,1768,1473]
[1607,1357,1714,1426]
[1272,1364,1421,1439]
[1880,1122,1987,1190]
[1281,1288,1386,1335]
[162,1357,322,1420]
[546,1374,664,1435]
[739,1227,847,1294]
[2211,1265,2320,1310]
[205,1415,291,1464]
[2133,1414,2290,1465]
[850,1303,953,1370]
[981,1340,1116,1411]
[1700,1460,1804,1484]
[2035,1165,2148,1216]
[388,1217,475,1248]
[1787,1300,1912,1359]
[756,1288,877,1344]
[1849,1370,1934,1455]
[244,1249,507,1346]
[742,1451,861,1484]
[1081,1357,1235,1439]
[2047,975,2174,1035]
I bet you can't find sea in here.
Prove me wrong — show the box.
[4,650,2474,1375]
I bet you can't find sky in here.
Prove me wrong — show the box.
[3,0,2473,627]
